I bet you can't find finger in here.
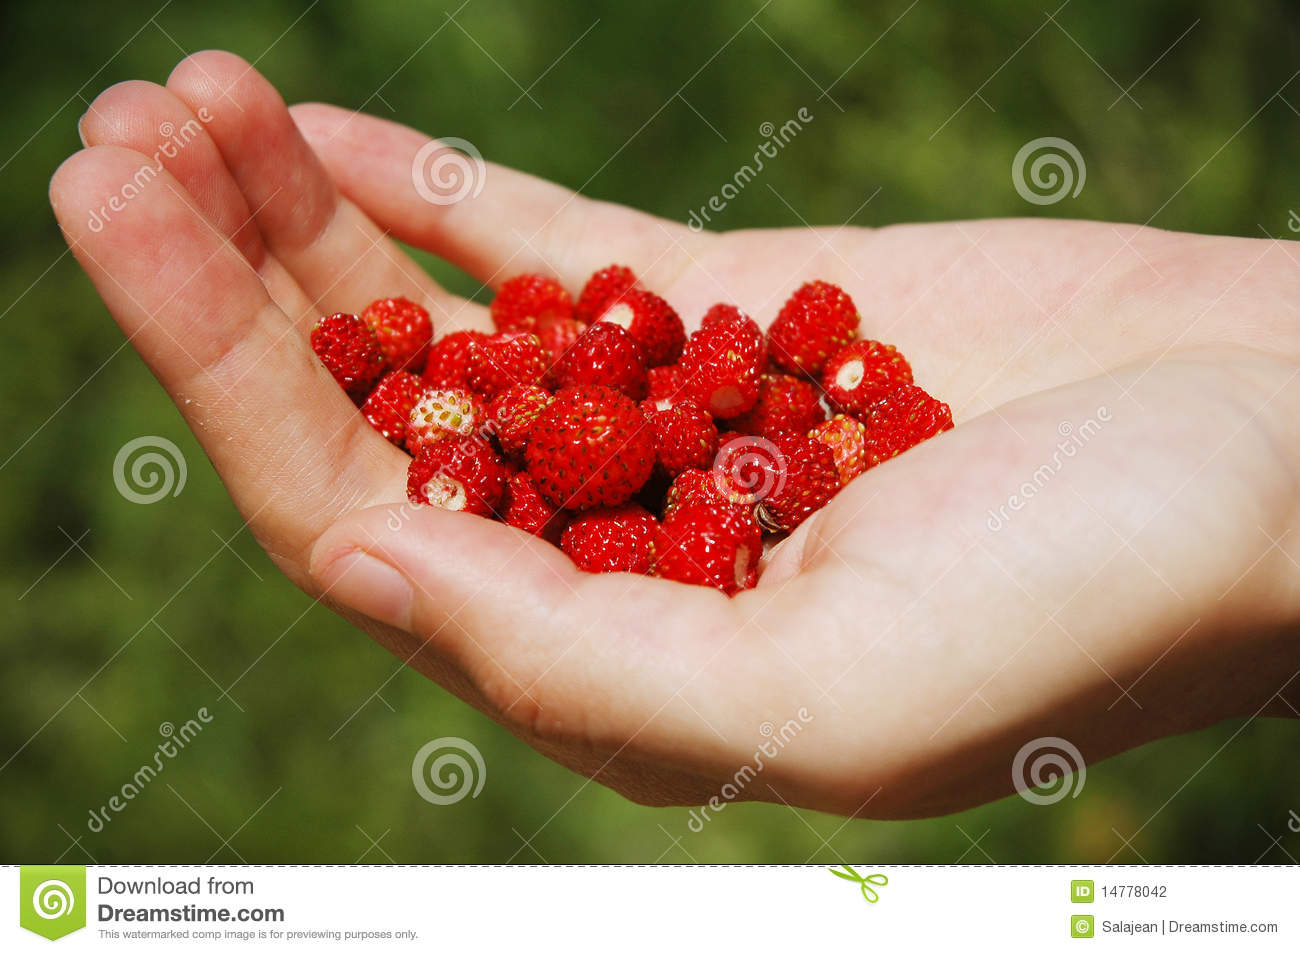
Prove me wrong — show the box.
[165,50,486,334]
[50,145,406,579]
[77,79,316,326]
[290,102,702,292]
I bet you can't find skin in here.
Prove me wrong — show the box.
[50,51,1300,820]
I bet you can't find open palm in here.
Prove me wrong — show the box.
[52,51,1300,818]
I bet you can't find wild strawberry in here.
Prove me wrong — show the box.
[596,288,684,368]
[525,385,655,510]
[406,436,508,515]
[423,329,486,389]
[467,332,547,399]
[679,307,766,417]
[810,414,868,484]
[490,274,573,333]
[310,312,387,398]
[725,373,825,438]
[663,467,746,520]
[361,297,433,373]
[821,339,913,417]
[769,280,860,376]
[501,471,566,543]
[487,384,552,456]
[752,432,841,532]
[647,364,687,402]
[711,434,788,509]
[653,502,762,595]
[640,397,718,476]
[406,387,486,454]
[556,322,648,400]
[561,503,658,574]
[536,315,587,388]
[861,384,954,467]
[361,371,429,446]
[575,264,638,323]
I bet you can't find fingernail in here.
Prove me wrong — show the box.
[319,549,413,631]
[76,113,89,148]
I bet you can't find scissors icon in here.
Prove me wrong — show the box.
[828,864,888,903]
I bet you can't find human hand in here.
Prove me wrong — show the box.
[51,51,1300,817]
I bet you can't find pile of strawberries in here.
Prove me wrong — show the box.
[309,267,952,595]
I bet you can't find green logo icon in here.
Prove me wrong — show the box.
[1071,879,1094,902]
[19,866,86,940]
[827,864,888,904]
[1071,914,1095,938]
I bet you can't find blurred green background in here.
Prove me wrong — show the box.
[3,0,1298,864]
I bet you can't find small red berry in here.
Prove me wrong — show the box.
[753,432,841,532]
[575,264,638,324]
[490,274,573,333]
[769,280,860,376]
[501,471,567,543]
[810,414,868,485]
[406,387,486,454]
[561,503,658,574]
[653,502,762,595]
[663,467,747,520]
[679,306,766,417]
[487,384,552,456]
[821,339,913,417]
[640,397,718,476]
[596,288,684,368]
[556,322,648,400]
[361,297,433,373]
[310,312,387,398]
[647,364,687,402]
[861,384,954,468]
[724,373,825,438]
[406,436,508,515]
[467,332,547,399]
[536,315,587,388]
[423,329,486,389]
[525,385,656,510]
[361,371,429,446]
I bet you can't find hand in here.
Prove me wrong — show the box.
[51,51,1300,818]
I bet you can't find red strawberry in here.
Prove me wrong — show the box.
[575,264,638,324]
[768,280,860,376]
[679,307,766,417]
[663,468,747,520]
[310,312,387,398]
[640,397,718,476]
[752,432,841,532]
[653,502,762,595]
[467,332,547,399]
[596,288,684,368]
[725,373,825,438]
[406,436,508,515]
[821,339,913,417]
[561,503,658,574]
[487,384,552,456]
[406,387,486,454]
[490,274,573,333]
[423,330,486,389]
[861,384,954,467]
[711,433,789,509]
[361,371,429,446]
[525,385,656,510]
[556,322,648,400]
[501,471,567,543]
[810,414,868,484]
[361,297,433,373]
[647,364,687,402]
[536,315,587,388]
